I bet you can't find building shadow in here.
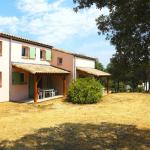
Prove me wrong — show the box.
[0,122,150,150]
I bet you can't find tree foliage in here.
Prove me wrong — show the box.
[74,0,150,91]
[95,59,104,71]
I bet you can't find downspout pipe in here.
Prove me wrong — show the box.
[9,38,12,101]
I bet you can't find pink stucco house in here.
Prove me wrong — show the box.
[0,33,110,103]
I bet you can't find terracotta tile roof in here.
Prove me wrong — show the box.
[0,32,53,49]
[77,67,111,77]
[52,48,96,61]
[0,32,95,61]
[12,63,70,74]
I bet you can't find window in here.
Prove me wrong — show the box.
[12,72,25,85]
[22,46,29,58]
[20,73,25,83]
[57,57,63,65]
[40,49,46,60]
[0,41,2,56]
[0,72,2,88]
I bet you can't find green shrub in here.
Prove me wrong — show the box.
[135,87,144,92]
[68,78,103,104]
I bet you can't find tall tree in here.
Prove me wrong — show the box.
[74,0,150,90]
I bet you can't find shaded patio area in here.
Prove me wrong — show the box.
[12,63,70,103]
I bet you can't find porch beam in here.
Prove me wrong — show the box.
[106,77,109,94]
[34,74,38,103]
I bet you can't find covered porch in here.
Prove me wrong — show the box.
[76,67,111,94]
[12,63,69,103]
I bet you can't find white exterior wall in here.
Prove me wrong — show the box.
[75,57,95,68]
[0,38,10,102]
[0,38,52,102]
[11,40,51,65]
[10,40,52,101]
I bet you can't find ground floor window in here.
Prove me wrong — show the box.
[0,72,2,87]
[12,72,25,85]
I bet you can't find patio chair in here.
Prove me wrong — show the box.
[48,89,54,97]
[54,89,58,96]
[38,89,43,99]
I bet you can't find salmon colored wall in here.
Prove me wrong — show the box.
[11,84,29,101]
[11,68,29,101]
[51,49,74,90]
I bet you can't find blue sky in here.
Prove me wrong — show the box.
[0,0,115,67]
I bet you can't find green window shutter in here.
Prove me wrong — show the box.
[30,47,36,59]
[12,72,21,85]
[46,50,51,61]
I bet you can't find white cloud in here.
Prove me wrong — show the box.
[18,0,55,14]
[0,16,18,26]
[0,0,114,65]
[0,16,19,33]
[17,0,66,14]
[14,0,100,45]
[0,0,108,45]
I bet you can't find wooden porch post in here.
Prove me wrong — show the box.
[63,75,67,96]
[106,77,109,94]
[34,74,38,103]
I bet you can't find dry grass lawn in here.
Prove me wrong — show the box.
[0,93,150,149]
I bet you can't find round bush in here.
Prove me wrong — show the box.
[68,78,103,104]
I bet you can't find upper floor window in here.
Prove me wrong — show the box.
[0,41,2,56]
[22,46,29,58]
[0,72,2,88]
[22,46,36,59]
[57,57,63,65]
[40,49,46,60]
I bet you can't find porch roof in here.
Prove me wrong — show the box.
[12,63,70,74]
[77,67,111,77]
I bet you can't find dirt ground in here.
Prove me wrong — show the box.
[0,93,150,150]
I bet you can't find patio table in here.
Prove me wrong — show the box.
[39,89,55,99]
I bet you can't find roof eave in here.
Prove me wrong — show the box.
[74,54,96,61]
[52,48,96,61]
[0,32,53,49]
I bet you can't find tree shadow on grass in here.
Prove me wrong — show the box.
[0,122,150,150]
